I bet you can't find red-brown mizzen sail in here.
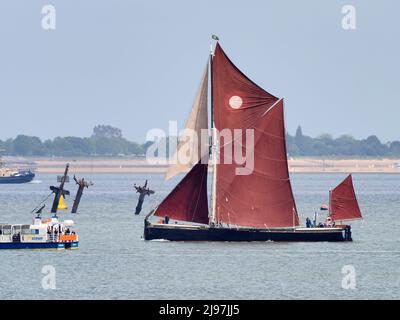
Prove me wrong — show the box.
[154,162,209,224]
[330,174,362,222]
[212,43,299,228]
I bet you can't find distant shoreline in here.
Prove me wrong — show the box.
[6,156,399,174]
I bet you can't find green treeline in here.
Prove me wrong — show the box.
[0,125,151,157]
[286,126,400,157]
[1,125,400,158]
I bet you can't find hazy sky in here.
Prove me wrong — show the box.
[0,0,399,142]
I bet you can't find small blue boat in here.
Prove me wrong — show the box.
[0,170,35,184]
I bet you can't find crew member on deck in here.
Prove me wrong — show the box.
[325,217,333,227]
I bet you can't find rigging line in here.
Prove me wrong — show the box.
[217,98,284,149]
[217,202,277,231]
[217,178,292,197]
[153,166,186,218]
[150,154,170,210]
[220,131,286,159]
[217,168,290,181]
[330,217,363,222]
[252,125,285,140]
[30,191,54,213]
[149,173,164,217]
[227,143,289,162]
[189,165,207,222]
[333,196,359,201]
[217,188,295,210]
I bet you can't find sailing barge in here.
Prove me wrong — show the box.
[144,40,362,242]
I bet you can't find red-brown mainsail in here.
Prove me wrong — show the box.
[330,174,363,222]
[212,43,299,228]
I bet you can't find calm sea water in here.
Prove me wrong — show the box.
[0,173,399,299]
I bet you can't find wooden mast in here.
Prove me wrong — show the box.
[210,38,218,226]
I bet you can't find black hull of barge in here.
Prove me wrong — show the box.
[144,223,352,242]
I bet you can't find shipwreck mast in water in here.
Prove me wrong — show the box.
[50,163,70,214]
[71,175,93,213]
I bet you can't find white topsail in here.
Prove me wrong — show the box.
[165,64,209,180]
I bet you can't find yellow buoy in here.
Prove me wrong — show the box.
[57,195,68,210]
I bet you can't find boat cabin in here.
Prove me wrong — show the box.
[0,218,78,245]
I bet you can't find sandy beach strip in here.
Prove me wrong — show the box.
[13,157,400,174]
